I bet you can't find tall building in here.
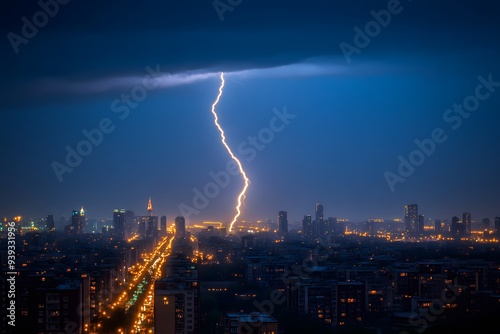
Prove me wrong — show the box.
[278,211,288,235]
[146,197,159,238]
[175,216,186,239]
[404,204,418,238]
[302,215,313,239]
[125,210,135,239]
[154,278,200,334]
[161,215,167,235]
[46,214,55,232]
[154,253,200,334]
[451,216,464,238]
[482,218,490,235]
[315,202,324,237]
[71,207,85,235]
[463,212,472,235]
[113,209,126,240]
[495,217,500,234]
[223,313,278,334]
[418,215,425,236]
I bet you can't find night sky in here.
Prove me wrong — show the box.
[1,0,499,225]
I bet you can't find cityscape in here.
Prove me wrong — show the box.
[1,199,500,333]
[2,0,500,333]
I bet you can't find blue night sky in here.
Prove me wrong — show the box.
[1,0,499,226]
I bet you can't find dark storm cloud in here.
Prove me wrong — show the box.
[2,0,499,109]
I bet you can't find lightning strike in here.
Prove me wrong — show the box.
[210,72,250,233]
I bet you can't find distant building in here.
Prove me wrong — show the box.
[418,215,425,236]
[482,218,490,234]
[404,204,418,238]
[451,216,464,238]
[46,214,55,232]
[161,215,167,235]
[315,202,325,237]
[113,209,126,240]
[495,217,500,234]
[223,312,278,334]
[302,215,313,239]
[146,197,159,238]
[175,216,186,239]
[278,210,288,235]
[463,212,472,235]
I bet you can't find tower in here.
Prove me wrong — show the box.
[113,209,126,240]
[148,197,153,215]
[175,216,186,239]
[278,211,288,235]
[46,214,55,232]
[315,202,324,237]
[463,212,471,235]
[146,197,158,238]
[404,204,418,238]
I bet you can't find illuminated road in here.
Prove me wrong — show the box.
[96,235,175,333]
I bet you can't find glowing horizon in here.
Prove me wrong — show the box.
[210,72,250,233]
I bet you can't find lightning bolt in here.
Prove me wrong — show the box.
[210,72,250,233]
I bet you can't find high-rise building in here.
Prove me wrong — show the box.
[315,202,324,237]
[154,278,200,334]
[495,217,500,234]
[404,204,418,238]
[451,216,464,238]
[463,212,472,235]
[161,215,167,235]
[71,207,85,235]
[146,197,159,238]
[175,216,186,239]
[278,211,288,235]
[482,218,490,235]
[154,253,200,334]
[223,312,278,334]
[418,215,425,236]
[302,215,313,239]
[125,210,135,239]
[46,214,55,232]
[113,209,126,240]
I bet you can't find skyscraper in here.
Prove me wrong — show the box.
[495,217,500,234]
[404,204,418,238]
[463,212,472,235]
[46,214,55,232]
[146,197,158,238]
[451,216,464,238]
[302,215,313,239]
[175,216,186,239]
[315,202,324,237]
[278,211,288,235]
[418,215,425,236]
[71,207,85,235]
[113,209,126,240]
